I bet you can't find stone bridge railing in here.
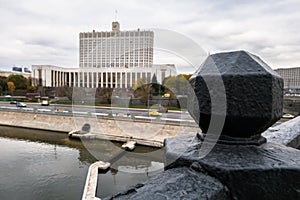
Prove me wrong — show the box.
[104,51,300,200]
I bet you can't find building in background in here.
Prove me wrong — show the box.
[80,21,153,68]
[32,22,176,88]
[0,68,31,79]
[31,64,175,88]
[275,67,300,90]
[12,66,22,72]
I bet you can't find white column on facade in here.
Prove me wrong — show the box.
[44,69,47,86]
[86,72,90,88]
[91,72,94,88]
[57,71,59,87]
[125,72,127,88]
[115,72,118,88]
[63,72,67,86]
[55,71,57,87]
[82,72,85,87]
[105,72,108,87]
[77,72,80,87]
[130,72,133,87]
[56,71,58,87]
[110,72,113,88]
[87,72,93,88]
[68,72,71,87]
[54,71,56,87]
[96,72,98,88]
[57,71,60,87]
[41,69,44,87]
[32,69,35,86]
[61,72,64,86]
[61,71,63,87]
[76,72,78,87]
[70,72,75,87]
[62,72,64,87]
[120,72,123,88]
[101,72,103,87]
[82,72,87,87]
[72,72,75,87]
[53,71,55,87]
[64,72,67,86]
[74,72,76,87]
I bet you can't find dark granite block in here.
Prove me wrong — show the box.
[105,167,229,200]
[188,51,283,138]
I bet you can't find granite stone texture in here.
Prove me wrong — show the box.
[188,51,283,138]
[105,133,300,200]
[105,167,229,200]
[165,134,300,200]
[263,116,300,148]
[101,51,299,200]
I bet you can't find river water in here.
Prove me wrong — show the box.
[0,126,164,200]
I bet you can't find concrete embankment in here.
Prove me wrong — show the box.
[0,110,75,132]
[0,110,199,147]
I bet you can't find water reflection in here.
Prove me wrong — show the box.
[0,126,164,199]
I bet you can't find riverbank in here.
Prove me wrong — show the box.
[0,110,199,147]
[0,110,75,133]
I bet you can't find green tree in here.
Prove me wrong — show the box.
[133,78,146,90]
[133,78,153,106]
[7,81,16,94]
[164,75,189,95]
[7,75,28,89]
[27,86,37,93]
[182,74,192,80]
[151,74,163,96]
[102,88,112,104]
[0,76,7,94]
[151,74,157,84]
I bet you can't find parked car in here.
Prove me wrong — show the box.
[41,100,50,106]
[149,111,162,116]
[282,114,295,119]
[4,95,11,98]
[10,100,17,104]
[16,102,27,107]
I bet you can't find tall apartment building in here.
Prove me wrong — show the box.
[79,22,153,68]
[32,22,176,88]
[275,67,300,89]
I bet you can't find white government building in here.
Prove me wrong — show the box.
[275,67,300,89]
[32,22,176,88]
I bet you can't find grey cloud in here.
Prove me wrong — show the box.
[0,0,300,71]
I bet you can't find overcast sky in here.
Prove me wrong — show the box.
[0,0,299,73]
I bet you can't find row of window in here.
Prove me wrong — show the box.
[80,56,152,59]
[79,64,152,68]
[80,51,152,56]
[80,31,154,38]
[80,47,152,52]
[80,38,153,43]
[50,70,168,88]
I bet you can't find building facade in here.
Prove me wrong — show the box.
[275,67,300,89]
[80,22,153,68]
[0,70,31,79]
[32,22,176,88]
[32,64,175,88]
